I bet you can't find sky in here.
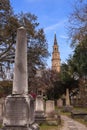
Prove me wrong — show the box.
[10,0,74,68]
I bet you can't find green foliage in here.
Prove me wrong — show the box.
[46,81,65,100]
[40,123,60,130]
[0,81,12,97]
[0,0,49,89]
[72,38,87,76]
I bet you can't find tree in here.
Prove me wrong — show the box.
[61,39,87,105]
[41,69,62,100]
[0,0,49,85]
[68,0,87,46]
[71,39,87,105]
[29,69,60,93]
[67,0,87,105]
[0,80,12,97]
[72,38,87,76]
[0,0,19,67]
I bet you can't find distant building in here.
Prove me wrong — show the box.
[52,34,61,72]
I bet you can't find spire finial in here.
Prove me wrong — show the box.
[54,33,57,45]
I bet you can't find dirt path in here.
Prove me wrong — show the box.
[61,115,87,130]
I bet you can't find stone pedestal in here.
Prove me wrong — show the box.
[3,95,39,130]
[63,89,73,112]
[3,95,29,127]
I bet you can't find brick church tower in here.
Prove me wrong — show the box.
[52,34,61,72]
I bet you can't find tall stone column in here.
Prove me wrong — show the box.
[66,88,70,106]
[3,27,39,130]
[13,27,28,94]
[63,88,73,112]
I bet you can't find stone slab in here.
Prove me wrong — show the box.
[45,100,55,114]
[35,96,44,112]
[3,95,29,126]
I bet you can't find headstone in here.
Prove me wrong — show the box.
[35,95,46,123]
[35,96,44,112]
[3,27,39,130]
[45,100,61,125]
[57,98,63,108]
[45,100,55,115]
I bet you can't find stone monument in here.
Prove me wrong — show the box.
[35,95,46,124]
[57,98,63,108]
[63,88,73,112]
[66,88,70,106]
[45,100,61,125]
[45,100,55,116]
[3,27,39,130]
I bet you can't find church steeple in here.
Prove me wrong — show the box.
[52,34,61,73]
[54,34,57,45]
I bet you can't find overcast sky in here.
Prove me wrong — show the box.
[11,0,74,68]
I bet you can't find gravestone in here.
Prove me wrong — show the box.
[45,100,61,125]
[57,98,63,108]
[3,27,39,130]
[45,100,55,116]
[35,95,46,123]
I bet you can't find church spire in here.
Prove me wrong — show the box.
[54,33,57,45]
[52,34,61,73]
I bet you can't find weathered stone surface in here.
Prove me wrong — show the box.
[3,95,29,126]
[71,110,87,119]
[45,100,55,115]
[35,96,46,124]
[63,105,73,112]
[13,27,28,95]
[45,100,61,125]
[29,95,35,124]
[57,98,63,108]
[35,95,44,112]
[66,88,70,106]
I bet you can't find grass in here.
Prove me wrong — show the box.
[0,124,2,128]
[73,107,87,112]
[40,123,62,130]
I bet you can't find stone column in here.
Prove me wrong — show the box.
[3,27,39,130]
[13,27,28,94]
[66,88,70,106]
[63,88,73,112]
